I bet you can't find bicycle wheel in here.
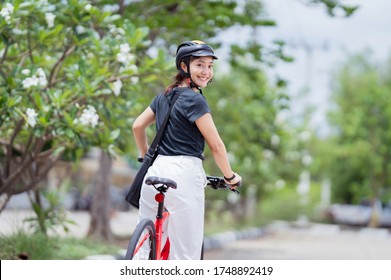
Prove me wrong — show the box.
[125,218,156,260]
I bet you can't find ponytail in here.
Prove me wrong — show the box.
[164,56,193,94]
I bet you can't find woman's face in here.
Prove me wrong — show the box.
[186,56,214,88]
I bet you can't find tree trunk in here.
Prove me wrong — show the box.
[368,199,381,228]
[88,149,113,241]
[0,193,10,213]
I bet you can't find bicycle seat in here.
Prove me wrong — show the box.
[145,176,177,189]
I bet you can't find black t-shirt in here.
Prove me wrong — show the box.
[150,87,210,160]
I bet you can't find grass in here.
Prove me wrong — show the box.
[0,231,122,260]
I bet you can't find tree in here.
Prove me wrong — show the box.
[317,52,391,211]
[0,1,168,214]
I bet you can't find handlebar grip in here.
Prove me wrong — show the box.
[206,176,240,194]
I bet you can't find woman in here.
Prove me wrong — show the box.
[132,40,242,259]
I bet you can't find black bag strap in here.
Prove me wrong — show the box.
[146,89,180,157]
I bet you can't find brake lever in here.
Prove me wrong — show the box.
[230,188,240,194]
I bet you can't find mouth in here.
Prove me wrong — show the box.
[197,76,209,82]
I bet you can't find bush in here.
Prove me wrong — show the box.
[258,183,323,224]
[0,231,120,260]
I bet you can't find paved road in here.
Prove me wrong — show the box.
[204,221,391,260]
[2,210,391,260]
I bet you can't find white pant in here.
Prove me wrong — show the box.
[139,155,207,260]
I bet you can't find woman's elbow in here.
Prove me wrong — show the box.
[209,140,226,154]
[132,119,144,134]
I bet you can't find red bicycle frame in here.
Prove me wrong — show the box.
[154,192,170,260]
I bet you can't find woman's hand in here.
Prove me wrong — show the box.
[224,172,242,188]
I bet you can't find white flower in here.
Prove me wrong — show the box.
[85,4,92,12]
[23,77,37,88]
[45,12,56,28]
[128,64,138,73]
[112,79,122,96]
[0,3,14,24]
[102,4,119,13]
[21,69,30,76]
[36,68,48,87]
[13,28,26,35]
[116,43,134,66]
[74,105,99,128]
[76,25,86,34]
[22,68,47,89]
[271,134,280,147]
[119,43,131,53]
[130,76,139,85]
[108,25,125,40]
[262,149,275,160]
[26,108,38,127]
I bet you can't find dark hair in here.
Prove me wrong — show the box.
[164,56,193,94]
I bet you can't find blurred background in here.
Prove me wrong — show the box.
[1,0,391,259]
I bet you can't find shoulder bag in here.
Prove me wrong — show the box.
[125,90,180,208]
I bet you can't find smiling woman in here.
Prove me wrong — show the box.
[131,40,242,259]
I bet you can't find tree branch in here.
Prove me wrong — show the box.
[9,151,64,196]
[5,119,24,177]
[0,43,9,64]
[48,45,76,88]
[27,19,34,64]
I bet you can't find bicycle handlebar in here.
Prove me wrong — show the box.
[206,176,240,194]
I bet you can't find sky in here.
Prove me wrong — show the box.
[222,0,391,136]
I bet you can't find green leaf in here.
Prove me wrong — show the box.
[110,129,120,141]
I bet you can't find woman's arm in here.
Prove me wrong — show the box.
[195,113,242,185]
[132,107,156,158]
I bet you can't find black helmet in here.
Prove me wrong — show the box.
[175,40,218,71]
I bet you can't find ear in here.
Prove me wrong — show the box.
[180,61,188,73]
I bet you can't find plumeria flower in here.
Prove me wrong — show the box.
[21,69,31,76]
[102,4,119,13]
[0,3,14,24]
[74,105,99,128]
[22,68,47,89]
[116,43,135,66]
[85,3,92,12]
[45,12,56,28]
[76,25,87,34]
[36,68,48,86]
[119,43,130,53]
[112,79,122,96]
[108,24,125,40]
[130,76,139,85]
[26,108,38,127]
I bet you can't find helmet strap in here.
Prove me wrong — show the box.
[181,60,203,94]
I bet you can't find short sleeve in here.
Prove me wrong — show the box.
[186,94,210,123]
[149,95,159,114]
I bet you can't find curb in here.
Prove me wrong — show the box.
[203,227,264,251]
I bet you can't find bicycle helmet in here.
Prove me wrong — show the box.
[175,40,218,71]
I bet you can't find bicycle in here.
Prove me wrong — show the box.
[124,175,239,260]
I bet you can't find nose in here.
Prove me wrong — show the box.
[202,66,212,75]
